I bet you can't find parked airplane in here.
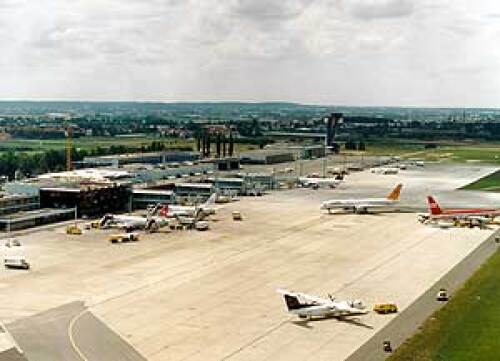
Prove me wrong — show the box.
[299,177,342,189]
[100,214,161,232]
[320,184,403,214]
[157,193,217,218]
[371,167,399,175]
[277,289,368,320]
[419,196,500,223]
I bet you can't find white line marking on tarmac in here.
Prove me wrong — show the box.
[68,309,89,361]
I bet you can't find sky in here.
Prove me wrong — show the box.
[0,0,499,107]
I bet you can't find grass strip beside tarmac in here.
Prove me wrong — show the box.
[388,249,500,361]
[462,170,500,191]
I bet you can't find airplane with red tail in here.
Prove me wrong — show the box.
[424,195,500,220]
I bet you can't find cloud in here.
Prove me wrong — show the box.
[0,0,499,107]
[230,0,313,23]
[345,0,414,20]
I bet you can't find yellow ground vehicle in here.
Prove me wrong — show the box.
[66,225,82,235]
[373,303,398,314]
[232,211,242,221]
[108,233,139,243]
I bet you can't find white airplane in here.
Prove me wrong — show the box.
[157,193,217,218]
[99,214,161,232]
[320,184,403,214]
[371,167,399,175]
[277,289,368,320]
[298,177,343,189]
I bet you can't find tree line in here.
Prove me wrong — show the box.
[0,141,194,180]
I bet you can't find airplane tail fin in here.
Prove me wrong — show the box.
[283,294,302,311]
[387,184,403,200]
[204,193,217,206]
[277,289,305,311]
[159,205,169,217]
[427,196,442,215]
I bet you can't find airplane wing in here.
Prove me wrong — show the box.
[333,303,369,316]
[295,292,331,305]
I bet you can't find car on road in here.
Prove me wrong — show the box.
[383,340,392,352]
[437,288,449,301]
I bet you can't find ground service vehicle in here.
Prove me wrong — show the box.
[232,211,242,221]
[373,303,398,314]
[66,225,82,235]
[195,221,209,231]
[108,233,139,243]
[437,288,449,301]
[4,256,30,270]
[4,239,21,247]
[383,340,392,352]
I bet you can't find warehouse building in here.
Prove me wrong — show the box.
[241,173,277,190]
[0,193,40,216]
[133,163,213,184]
[0,192,75,231]
[211,178,248,195]
[211,157,240,171]
[239,150,295,164]
[82,151,200,167]
[131,189,175,209]
[40,183,130,217]
[175,183,215,202]
[0,208,75,231]
[300,145,326,159]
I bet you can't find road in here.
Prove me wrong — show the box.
[7,301,146,361]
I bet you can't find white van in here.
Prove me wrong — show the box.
[4,256,30,270]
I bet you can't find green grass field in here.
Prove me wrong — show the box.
[360,142,500,164]
[0,136,262,154]
[0,136,192,152]
[461,170,500,191]
[388,249,500,361]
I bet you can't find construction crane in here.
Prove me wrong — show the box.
[65,125,72,171]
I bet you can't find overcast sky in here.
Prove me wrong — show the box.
[0,0,499,107]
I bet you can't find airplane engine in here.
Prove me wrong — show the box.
[351,300,365,309]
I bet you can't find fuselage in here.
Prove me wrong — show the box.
[440,208,500,216]
[290,300,367,318]
[320,198,395,210]
[299,177,341,188]
[166,205,197,217]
